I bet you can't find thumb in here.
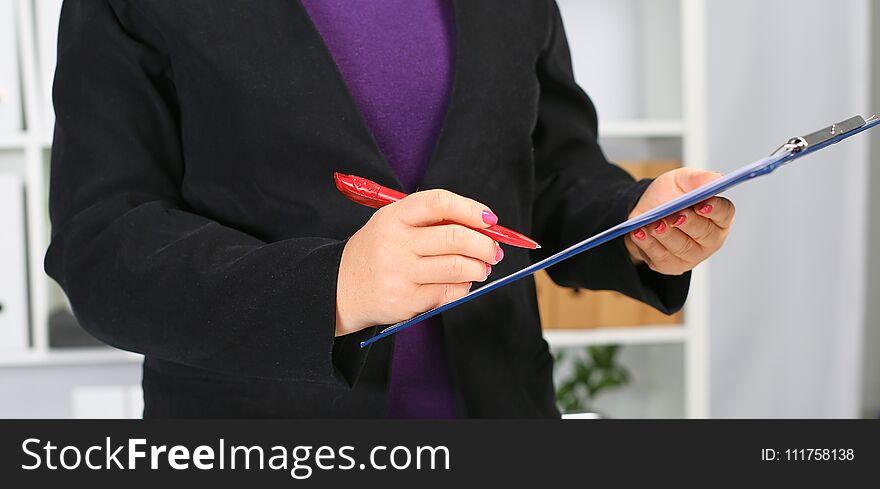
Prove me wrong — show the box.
[675,168,724,192]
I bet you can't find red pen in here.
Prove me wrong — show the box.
[333,172,541,250]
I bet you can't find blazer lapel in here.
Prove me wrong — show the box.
[291,0,468,194]
[290,0,404,190]
[414,0,464,192]
[418,0,473,192]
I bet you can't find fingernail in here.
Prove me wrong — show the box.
[494,244,504,263]
[698,204,713,215]
[482,210,498,225]
[467,282,473,291]
[486,264,492,276]
[654,220,667,234]
[633,228,647,240]
[673,215,687,227]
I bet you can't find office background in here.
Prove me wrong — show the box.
[0,0,877,418]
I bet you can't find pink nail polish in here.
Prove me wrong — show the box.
[495,245,504,263]
[698,204,713,215]
[654,220,667,234]
[481,210,498,225]
[673,215,687,227]
[633,229,646,240]
[486,264,492,276]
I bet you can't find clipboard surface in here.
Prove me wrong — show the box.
[360,115,880,348]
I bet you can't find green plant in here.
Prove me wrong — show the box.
[555,345,631,415]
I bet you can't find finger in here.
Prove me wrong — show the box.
[674,168,724,193]
[397,188,497,229]
[413,282,473,311]
[412,255,491,285]
[410,224,502,264]
[668,209,715,245]
[692,196,735,229]
[646,219,704,263]
[629,226,691,275]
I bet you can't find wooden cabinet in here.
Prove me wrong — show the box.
[536,160,684,330]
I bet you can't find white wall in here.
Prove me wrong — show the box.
[558,0,681,120]
[705,0,870,418]
[863,0,880,419]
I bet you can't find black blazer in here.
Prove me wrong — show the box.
[45,0,689,418]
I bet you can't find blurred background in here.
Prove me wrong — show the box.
[0,0,877,418]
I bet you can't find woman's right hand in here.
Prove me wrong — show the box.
[335,189,505,336]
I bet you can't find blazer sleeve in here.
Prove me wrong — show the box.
[530,2,689,314]
[44,0,349,384]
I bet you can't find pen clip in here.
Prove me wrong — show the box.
[770,114,875,157]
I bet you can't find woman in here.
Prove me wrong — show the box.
[46,0,734,418]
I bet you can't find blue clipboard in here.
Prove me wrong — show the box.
[360,114,880,348]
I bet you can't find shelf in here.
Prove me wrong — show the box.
[0,132,31,149]
[543,325,687,348]
[0,328,687,364]
[0,348,143,367]
[37,131,52,148]
[0,131,53,149]
[599,119,684,138]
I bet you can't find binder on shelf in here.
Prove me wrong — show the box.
[0,0,23,132]
[35,0,64,130]
[0,174,30,353]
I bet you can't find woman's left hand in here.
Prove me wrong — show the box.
[624,168,735,276]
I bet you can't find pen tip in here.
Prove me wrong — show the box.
[535,245,541,249]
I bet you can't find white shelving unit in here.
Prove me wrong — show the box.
[546,0,709,419]
[0,0,143,369]
[1,0,709,417]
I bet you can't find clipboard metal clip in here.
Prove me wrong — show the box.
[770,114,877,157]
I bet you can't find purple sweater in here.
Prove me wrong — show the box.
[300,0,456,418]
